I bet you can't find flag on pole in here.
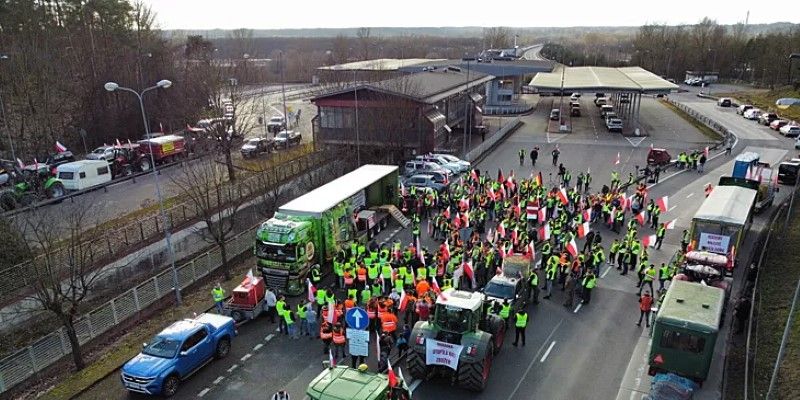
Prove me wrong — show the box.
[614,152,621,165]
[398,290,409,312]
[400,182,407,197]
[511,228,519,244]
[497,169,504,183]
[431,276,447,300]
[115,138,122,147]
[665,219,677,230]
[307,278,317,303]
[462,260,476,288]
[486,227,495,243]
[470,169,479,182]
[557,187,569,205]
[442,240,451,261]
[635,211,646,225]
[329,349,336,366]
[526,201,538,220]
[656,196,669,212]
[387,358,399,387]
[525,240,535,260]
[498,222,506,238]
[566,238,578,257]
[582,208,592,222]
[608,207,617,224]
[537,207,546,222]
[16,158,24,169]
[416,236,425,265]
[534,171,543,186]
[442,206,451,219]
[54,141,67,153]
[538,223,551,241]
[399,366,411,394]
[704,146,709,158]
[326,301,336,324]
[642,234,657,248]
[577,221,591,239]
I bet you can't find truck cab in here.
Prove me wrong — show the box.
[121,313,236,397]
[306,365,411,400]
[484,255,532,313]
[256,216,319,294]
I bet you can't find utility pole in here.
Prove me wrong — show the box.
[353,69,360,166]
[279,51,288,131]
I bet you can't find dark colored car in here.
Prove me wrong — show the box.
[647,148,672,167]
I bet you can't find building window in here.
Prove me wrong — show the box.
[320,107,354,129]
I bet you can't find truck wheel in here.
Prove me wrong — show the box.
[46,182,65,199]
[139,158,151,172]
[406,350,428,379]
[161,375,180,397]
[230,310,244,322]
[215,337,231,359]
[456,350,492,392]
[486,316,506,355]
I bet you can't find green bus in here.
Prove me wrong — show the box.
[648,280,725,382]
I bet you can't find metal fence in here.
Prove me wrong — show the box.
[0,143,318,305]
[0,222,259,393]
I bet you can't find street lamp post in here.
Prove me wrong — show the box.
[104,79,182,306]
[279,51,288,132]
[353,69,360,166]
[0,54,15,161]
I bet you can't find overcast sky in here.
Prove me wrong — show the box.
[140,0,792,30]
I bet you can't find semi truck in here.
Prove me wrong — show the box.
[721,151,776,213]
[255,165,399,295]
[689,185,756,275]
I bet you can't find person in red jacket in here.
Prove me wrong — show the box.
[637,291,653,327]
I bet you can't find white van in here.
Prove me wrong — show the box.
[56,160,112,191]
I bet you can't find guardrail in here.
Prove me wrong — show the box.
[0,223,259,394]
[0,143,320,306]
[663,97,734,149]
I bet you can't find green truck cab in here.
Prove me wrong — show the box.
[306,365,411,400]
[648,280,725,382]
[256,165,398,295]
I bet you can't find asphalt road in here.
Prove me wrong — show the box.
[78,90,795,400]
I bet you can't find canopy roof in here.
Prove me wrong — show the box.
[528,66,678,94]
[279,164,397,216]
[693,185,757,226]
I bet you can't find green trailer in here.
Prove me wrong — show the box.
[255,165,399,295]
[306,365,411,400]
[648,280,725,382]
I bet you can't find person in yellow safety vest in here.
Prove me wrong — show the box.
[658,262,671,291]
[350,242,358,259]
[442,277,453,290]
[333,259,344,288]
[528,270,540,305]
[316,287,327,315]
[347,287,358,301]
[297,303,308,336]
[581,271,597,304]
[609,239,620,267]
[416,265,427,280]
[310,263,322,286]
[360,288,371,305]
[639,264,656,296]
[543,255,559,299]
[367,263,379,281]
[403,269,415,286]
[512,310,528,347]
[285,308,298,339]
[212,283,225,313]
[393,276,404,294]
[498,299,512,329]
[276,296,288,335]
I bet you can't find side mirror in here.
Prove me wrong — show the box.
[142,343,148,349]
[179,351,189,357]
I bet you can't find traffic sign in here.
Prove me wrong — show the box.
[345,307,369,330]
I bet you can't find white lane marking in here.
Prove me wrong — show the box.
[668,205,677,212]
[506,319,564,400]
[409,379,422,392]
[198,388,210,397]
[240,353,252,362]
[227,364,239,373]
[265,334,275,341]
[540,341,557,362]
[624,137,647,147]
[686,193,694,198]
[213,376,224,385]
[573,303,583,313]
[601,267,612,278]
[253,343,263,352]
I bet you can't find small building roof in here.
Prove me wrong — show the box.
[318,58,446,71]
[279,164,398,217]
[693,185,757,226]
[528,66,678,94]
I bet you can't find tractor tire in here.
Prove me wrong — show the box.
[139,158,152,172]
[456,349,492,392]
[405,350,428,380]
[485,316,506,355]
[46,181,65,199]
[0,193,17,211]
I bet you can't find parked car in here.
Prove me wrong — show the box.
[274,130,301,147]
[403,170,449,186]
[85,145,116,161]
[56,160,112,191]
[266,116,286,134]
[770,119,790,131]
[604,112,619,122]
[404,174,447,193]
[758,112,779,126]
[419,153,470,173]
[717,97,733,107]
[403,160,450,178]
[606,118,623,132]
[777,160,800,185]
[571,107,581,117]
[570,93,581,101]
[594,97,609,107]
[780,124,800,138]
[647,148,672,168]
[600,105,614,118]
[120,313,236,397]
[736,104,754,115]
[240,137,274,158]
[743,108,762,120]
[549,109,560,121]
[595,92,605,98]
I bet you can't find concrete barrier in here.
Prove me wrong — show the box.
[465,117,523,164]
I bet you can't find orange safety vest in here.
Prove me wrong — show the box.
[367,305,377,319]
[344,298,355,310]
[381,314,398,333]
[344,271,354,286]
[332,329,346,344]
[320,327,332,340]
[357,267,367,282]
[335,304,344,318]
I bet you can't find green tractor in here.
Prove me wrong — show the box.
[0,163,65,211]
[405,288,506,392]
[306,365,412,400]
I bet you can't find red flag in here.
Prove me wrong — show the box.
[459,197,470,210]
[538,223,551,240]
[656,196,669,212]
[387,358,399,387]
[416,237,425,266]
[307,278,316,303]
[511,228,519,244]
[537,207,546,222]
[582,208,592,222]
[442,206,451,219]
[442,240,451,260]
[577,222,590,239]
[665,219,677,230]
[462,260,476,287]
[470,169,479,182]
[635,211,646,225]
[566,238,578,257]
[498,222,506,238]
[399,290,409,312]
[488,185,497,201]
[431,276,447,300]
[526,201,538,220]
[557,187,569,205]
[642,234,657,248]
[497,169,505,183]
[54,141,67,153]
[524,240,535,260]
[614,152,621,165]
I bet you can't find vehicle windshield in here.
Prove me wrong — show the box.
[439,155,460,163]
[484,281,515,299]
[276,132,288,139]
[246,139,260,145]
[257,242,297,262]
[141,336,181,358]
[433,304,472,333]
[91,148,108,154]
[269,117,283,123]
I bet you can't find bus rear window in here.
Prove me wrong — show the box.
[659,329,706,353]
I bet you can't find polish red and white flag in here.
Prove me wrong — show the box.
[557,187,569,205]
[665,219,677,230]
[525,240,535,260]
[566,238,579,257]
[642,234,657,248]
[635,210,646,225]
[656,196,669,212]
[577,222,591,239]
[538,223,551,241]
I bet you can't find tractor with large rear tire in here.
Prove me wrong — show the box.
[405,288,506,392]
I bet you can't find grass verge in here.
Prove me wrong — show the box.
[718,87,800,123]
[660,99,724,141]
[37,259,253,400]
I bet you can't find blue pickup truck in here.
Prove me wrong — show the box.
[120,313,236,397]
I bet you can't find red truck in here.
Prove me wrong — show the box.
[137,134,186,164]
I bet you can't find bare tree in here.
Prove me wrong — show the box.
[356,27,372,60]
[18,205,101,371]
[359,75,423,164]
[483,27,512,49]
[171,161,247,281]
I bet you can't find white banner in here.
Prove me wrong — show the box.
[425,339,464,370]
[698,233,731,254]
[346,328,369,356]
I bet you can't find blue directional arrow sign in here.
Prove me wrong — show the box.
[345,307,369,330]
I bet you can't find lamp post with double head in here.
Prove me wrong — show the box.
[104,79,182,306]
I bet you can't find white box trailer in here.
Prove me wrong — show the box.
[56,160,112,191]
[690,185,756,274]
